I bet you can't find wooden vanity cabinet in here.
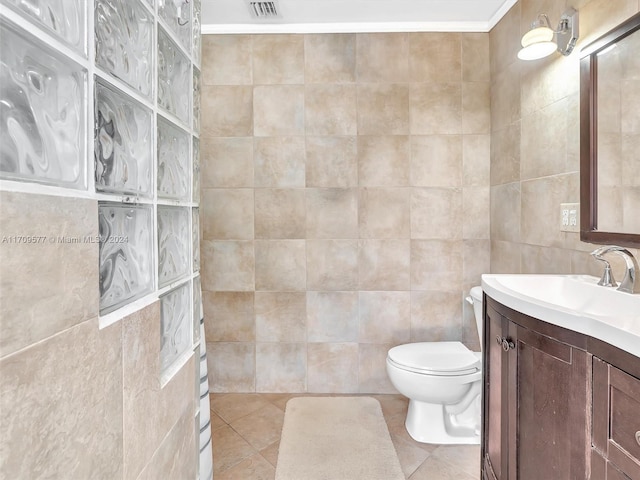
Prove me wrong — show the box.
[481,296,640,480]
[483,302,507,480]
[482,297,591,480]
[591,356,640,480]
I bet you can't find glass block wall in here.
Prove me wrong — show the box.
[1,0,201,374]
[0,0,204,477]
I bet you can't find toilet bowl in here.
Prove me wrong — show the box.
[386,286,484,444]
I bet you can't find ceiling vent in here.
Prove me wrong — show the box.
[247,1,281,19]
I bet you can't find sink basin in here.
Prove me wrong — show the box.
[481,274,640,357]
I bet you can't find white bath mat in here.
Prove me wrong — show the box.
[275,396,405,480]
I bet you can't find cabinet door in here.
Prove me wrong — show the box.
[513,324,590,480]
[592,448,633,480]
[483,304,508,480]
[593,358,640,480]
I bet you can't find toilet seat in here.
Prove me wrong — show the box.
[387,342,480,376]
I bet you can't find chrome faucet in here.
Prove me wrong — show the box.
[590,246,640,294]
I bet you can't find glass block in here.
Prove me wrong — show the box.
[160,282,191,373]
[95,0,153,99]
[193,0,201,66]
[198,335,208,395]
[157,116,190,201]
[3,0,86,53]
[158,206,190,287]
[0,20,86,189]
[194,411,200,479]
[95,78,153,196]
[158,0,191,54]
[198,394,211,465]
[192,208,200,272]
[99,203,154,314]
[194,346,200,409]
[193,275,202,344]
[198,332,213,480]
[158,27,190,125]
[193,67,201,132]
[192,137,200,204]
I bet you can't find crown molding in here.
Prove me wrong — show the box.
[201,20,493,34]
[487,0,518,30]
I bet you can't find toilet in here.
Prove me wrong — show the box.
[386,286,484,444]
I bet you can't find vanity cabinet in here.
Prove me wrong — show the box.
[482,298,590,480]
[591,358,640,479]
[481,296,640,480]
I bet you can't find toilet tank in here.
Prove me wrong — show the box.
[468,286,484,350]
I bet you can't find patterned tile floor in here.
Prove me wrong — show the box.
[210,393,481,480]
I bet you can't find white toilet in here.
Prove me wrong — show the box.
[386,286,484,445]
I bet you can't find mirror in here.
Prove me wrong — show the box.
[580,12,640,248]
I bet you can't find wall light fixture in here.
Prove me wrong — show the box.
[518,8,579,60]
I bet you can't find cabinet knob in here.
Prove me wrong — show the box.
[495,336,515,351]
[636,431,640,447]
[501,338,516,352]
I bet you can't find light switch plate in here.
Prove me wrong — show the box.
[560,203,579,232]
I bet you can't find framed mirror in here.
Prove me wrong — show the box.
[580,12,640,248]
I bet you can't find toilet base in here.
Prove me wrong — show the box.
[405,398,481,445]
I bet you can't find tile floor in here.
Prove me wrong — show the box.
[210,393,481,480]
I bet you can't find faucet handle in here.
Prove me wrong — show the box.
[590,246,640,293]
[597,262,617,287]
[590,248,618,287]
[591,246,611,260]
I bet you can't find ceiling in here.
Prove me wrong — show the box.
[201,0,517,34]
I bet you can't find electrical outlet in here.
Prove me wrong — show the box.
[560,203,579,232]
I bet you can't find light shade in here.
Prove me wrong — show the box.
[522,25,553,45]
[518,25,557,60]
[518,40,557,60]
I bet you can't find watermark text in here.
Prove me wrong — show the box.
[1,235,129,245]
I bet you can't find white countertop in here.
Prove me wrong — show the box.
[481,274,640,358]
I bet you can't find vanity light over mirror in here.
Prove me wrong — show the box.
[580,12,640,248]
[518,9,579,60]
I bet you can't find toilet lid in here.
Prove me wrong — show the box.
[388,342,480,375]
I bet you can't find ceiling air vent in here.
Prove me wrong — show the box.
[248,1,281,19]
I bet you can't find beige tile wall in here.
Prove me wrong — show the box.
[201,32,491,393]
[0,192,196,478]
[490,0,639,276]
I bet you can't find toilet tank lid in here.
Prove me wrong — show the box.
[388,342,480,373]
[469,286,483,303]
